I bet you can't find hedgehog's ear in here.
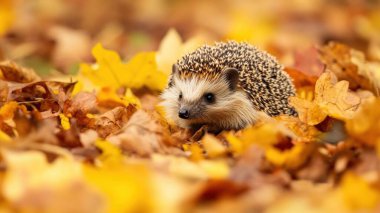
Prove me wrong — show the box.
[222,68,239,91]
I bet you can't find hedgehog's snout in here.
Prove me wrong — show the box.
[178,108,190,119]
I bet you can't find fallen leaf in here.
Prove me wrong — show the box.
[59,113,70,130]
[339,172,380,210]
[292,46,325,77]
[284,67,319,89]
[81,43,169,91]
[346,98,380,146]
[48,26,91,71]
[1,149,105,213]
[0,61,40,83]
[107,110,164,156]
[156,28,203,75]
[290,72,362,125]
[201,134,227,158]
[97,87,141,109]
[319,42,380,94]
[94,106,136,138]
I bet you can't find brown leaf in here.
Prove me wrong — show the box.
[230,146,291,189]
[294,152,330,182]
[0,60,41,83]
[284,67,319,89]
[107,110,166,156]
[0,80,9,102]
[94,106,136,138]
[190,179,249,204]
[319,42,378,93]
[7,81,76,114]
[290,72,361,125]
[293,46,325,77]
[65,92,97,115]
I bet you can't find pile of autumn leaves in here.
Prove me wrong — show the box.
[1,31,380,213]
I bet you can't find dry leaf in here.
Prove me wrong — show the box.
[346,99,380,146]
[201,134,227,158]
[94,106,136,138]
[1,150,105,213]
[0,61,40,83]
[81,43,169,91]
[319,42,380,94]
[290,72,361,125]
[107,110,164,156]
[156,28,203,75]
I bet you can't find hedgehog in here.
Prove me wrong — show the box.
[161,41,297,132]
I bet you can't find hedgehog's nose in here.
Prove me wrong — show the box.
[178,108,190,119]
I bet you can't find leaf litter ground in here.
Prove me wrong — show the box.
[0,31,380,213]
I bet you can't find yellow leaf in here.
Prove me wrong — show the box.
[97,87,141,108]
[346,98,380,146]
[152,154,208,179]
[226,13,276,46]
[0,101,18,121]
[1,149,103,212]
[83,163,152,213]
[59,113,70,130]
[201,134,226,158]
[0,130,11,142]
[198,160,230,179]
[265,143,310,169]
[240,123,281,147]
[81,44,124,87]
[0,0,14,36]
[184,143,204,161]
[225,132,243,155]
[290,97,327,125]
[81,43,169,91]
[290,72,361,125]
[156,28,203,75]
[95,140,123,166]
[340,173,380,210]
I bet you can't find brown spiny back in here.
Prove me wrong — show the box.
[174,41,297,116]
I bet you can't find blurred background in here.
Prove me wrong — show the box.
[1,0,380,75]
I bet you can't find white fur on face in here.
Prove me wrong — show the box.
[160,75,259,130]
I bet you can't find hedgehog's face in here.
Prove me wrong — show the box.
[161,65,256,130]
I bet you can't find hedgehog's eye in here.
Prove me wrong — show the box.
[204,93,215,103]
[179,92,183,100]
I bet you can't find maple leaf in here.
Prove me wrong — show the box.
[97,87,141,109]
[290,72,361,125]
[81,43,169,91]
